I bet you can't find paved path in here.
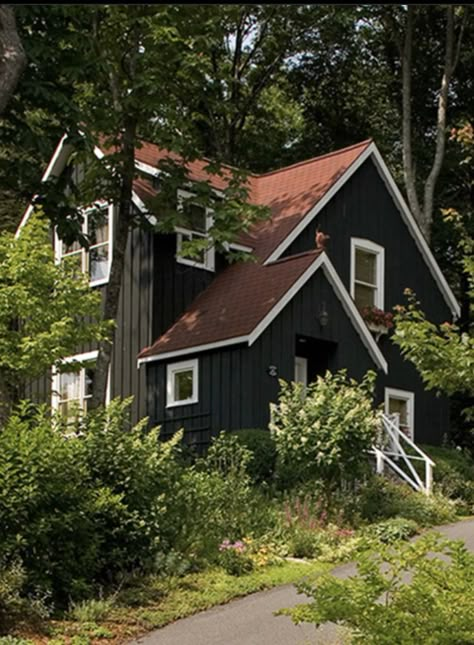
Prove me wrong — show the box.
[133,520,474,645]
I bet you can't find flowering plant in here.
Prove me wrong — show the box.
[218,538,254,575]
[360,306,394,329]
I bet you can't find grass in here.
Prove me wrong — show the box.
[16,560,329,645]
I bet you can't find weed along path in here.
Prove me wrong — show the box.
[131,520,474,645]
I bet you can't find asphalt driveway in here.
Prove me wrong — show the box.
[132,519,474,645]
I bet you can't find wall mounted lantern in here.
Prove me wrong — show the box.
[318,301,329,327]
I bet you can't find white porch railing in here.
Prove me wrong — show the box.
[370,413,435,495]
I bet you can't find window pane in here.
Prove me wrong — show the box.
[174,369,193,401]
[355,249,376,285]
[84,367,95,398]
[59,372,80,401]
[183,202,206,233]
[354,283,376,309]
[89,213,109,245]
[389,397,408,427]
[89,245,109,282]
[62,251,83,275]
[63,239,81,255]
[179,232,206,265]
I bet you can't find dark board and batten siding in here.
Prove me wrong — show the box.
[28,222,154,426]
[147,268,377,447]
[281,158,451,443]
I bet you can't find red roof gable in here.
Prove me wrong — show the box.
[138,250,321,359]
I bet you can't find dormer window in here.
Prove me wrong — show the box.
[56,203,112,287]
[350,238,385,310]
[176,189,215,272]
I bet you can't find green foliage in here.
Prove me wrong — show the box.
[363,518,418,544]
[270,370,379,490]
[231,429,277,484]
[0,399,182,605]
[358,477,457,527]
[204,432,252,479]
[217,541,254,577]
[69,598,114,623]
[421,444,474,513]
[0,216,109,413]
[393,290,474,419]
[285,533,474,644]
[0,561,49,634]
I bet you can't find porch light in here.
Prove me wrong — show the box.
[319,302,329,327]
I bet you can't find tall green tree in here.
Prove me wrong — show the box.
[0,5,26,115]
[0,215,109,423]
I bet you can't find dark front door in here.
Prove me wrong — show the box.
[295,335,337,384]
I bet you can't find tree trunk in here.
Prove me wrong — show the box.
[0,5,26,115]
[401,6,423,231]
[90,117,137,408]
[421,6,455,243]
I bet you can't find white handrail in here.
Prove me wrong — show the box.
[373,413,435,495]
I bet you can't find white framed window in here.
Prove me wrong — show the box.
[176,189,215,272]
[166,358,199,408]
[55,202,113,287]
[385,388,415,440]
[51,351,110,420]
[350,238,385,310]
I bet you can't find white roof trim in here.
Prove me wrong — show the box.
[369,146,460,318]
[137,335,250,365]
[264,144,374,264]
[16,135,156,236]
[16,133,74,238]
[138,252,388,373]
[264,141,459,319]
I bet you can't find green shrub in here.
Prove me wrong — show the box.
[358,477,457,527]
[421,444,474,513]
[363,518,418,544]
[218,541,254,576]
[231,429,277,483]
[284,533,474,644]
[0,561,49,634]
[0,400,182,605]
[270,370,379,491]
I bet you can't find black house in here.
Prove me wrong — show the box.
[19,137,459,452]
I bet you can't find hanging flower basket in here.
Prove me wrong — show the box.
[360,307,394,340]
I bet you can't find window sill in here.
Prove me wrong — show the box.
[176,256,214,272]
[90,277,110,288]
[166,398,199,409]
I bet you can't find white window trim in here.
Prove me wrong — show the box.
[176,189,215,272]
[350,238,385,310]
[384,387,415,440]
[51,350,111,411]
[54,202,113,288]
[166,358,199,408]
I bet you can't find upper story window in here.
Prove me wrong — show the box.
[175,189,215,272]
[350,238,385,310]
[56,203,112,287]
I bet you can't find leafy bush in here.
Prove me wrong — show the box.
[421,444,474,513]
[69,597,115,623]
[358,477,457,527]
[363,518,418,544]
[284,533,474,644]
[270,370,379,491]
[0,400,182,605]
[231,429,277,483]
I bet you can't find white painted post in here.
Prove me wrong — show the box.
[376,450,384,475]
[425,461,433,496]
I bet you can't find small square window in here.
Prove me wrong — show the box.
[167,359,198,407]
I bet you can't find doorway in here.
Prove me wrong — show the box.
[295,335,337,384]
